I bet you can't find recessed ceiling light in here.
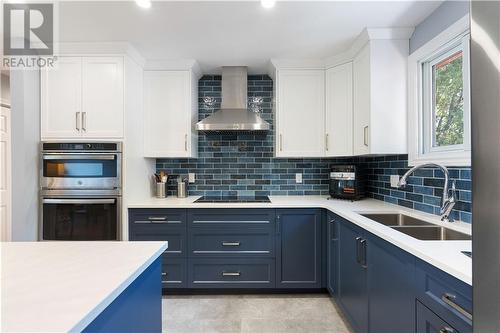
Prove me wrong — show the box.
[261,0,276,9]
[136,0,151,9]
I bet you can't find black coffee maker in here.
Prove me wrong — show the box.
[329,165,364,200]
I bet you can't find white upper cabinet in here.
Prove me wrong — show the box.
[352,40,408,155]
[41,56,124,139]
[325,62,353,157]
[41,57,82,138]
[276,69,325,157]
[143,70,198,158]
[353,46,371,155]
[82,57,124,138]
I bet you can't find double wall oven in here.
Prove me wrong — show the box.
[40,142,122,240]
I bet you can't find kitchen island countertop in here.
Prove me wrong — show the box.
[1,241,167,333]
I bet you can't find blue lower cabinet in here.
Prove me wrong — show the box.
[338,219,369,333]
[367,234,416,333]
[188,226,274,257]
[129,209,187,258]
[188,258,275,288]
[276,209,322,288]
[417,301,458,333]
[83,258,162,332]
[161,257,187,289]
[416,260,472,333]
[326,212,339,296]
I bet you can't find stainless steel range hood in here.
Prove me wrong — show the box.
[196,66,270,132]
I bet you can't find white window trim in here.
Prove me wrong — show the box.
[408,15,471,167]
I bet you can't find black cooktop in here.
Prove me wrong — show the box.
[194,195,271,203]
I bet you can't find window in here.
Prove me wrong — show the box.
[408,16,471,166]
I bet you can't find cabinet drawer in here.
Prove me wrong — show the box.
[130,225,186,257]
[188,209,275,228]
[417,301,458,333]
[416,260,472,333]
[129,209,186,225]
[189,227,274,257]
[161,257,187,289]
[188,258,275,288]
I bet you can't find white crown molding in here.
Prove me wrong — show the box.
[269,58,326,70]
[143,59,202,77]
[325,27,414,68]
[56,42,146,67]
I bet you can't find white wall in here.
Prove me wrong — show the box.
[10,70,40,241]
[122,56,154,240]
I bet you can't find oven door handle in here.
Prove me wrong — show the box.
[42,154,116,160]
[42,198,116,204]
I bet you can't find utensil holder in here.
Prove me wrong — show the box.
[155,182,166,198]
[177,180,187,198]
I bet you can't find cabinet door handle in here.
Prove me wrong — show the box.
[76,112,81,131]
[363,126,369,146]
[82,112,87,132]
[222,242,240,247]
[329,219,335,239]
[325,133,329,151]
[161,272,167,276]
[360,239,368,268]
[441,293,472,320]
[276,215,281,234]
[222,271,241,277]
[184,134,188,151]
[279,134,283,151]
[439,327,455,333]
[355,237,362,264]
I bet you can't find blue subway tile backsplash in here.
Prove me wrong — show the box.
[156,75,472,223]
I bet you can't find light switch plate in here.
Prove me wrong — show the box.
[295,173,303,184]
[390,175,400,188]
[188,173,196,183]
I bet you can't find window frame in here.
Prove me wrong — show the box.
[408,15,471,167]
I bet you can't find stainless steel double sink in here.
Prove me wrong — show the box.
[360,213,471,241]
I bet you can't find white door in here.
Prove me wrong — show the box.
[353,45,371,155]
[144,71,191,157]
[41,57,82,139]
[82,57,124,138]
[0,105,11,241]
[277,69,325,157]
[326,62,353,157]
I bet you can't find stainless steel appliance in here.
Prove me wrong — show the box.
[195,67,270,133]
[39,142,122,240]
[329,165,364,200]
[471,2,500,330]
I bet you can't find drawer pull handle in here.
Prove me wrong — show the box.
[439,327,455,333]
[441,293,472,320]
[161,272,167,276]
[222,242,241,247]
[149,216,167,221]
[222,271,241,277]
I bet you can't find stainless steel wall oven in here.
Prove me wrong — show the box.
[40,142,122,240]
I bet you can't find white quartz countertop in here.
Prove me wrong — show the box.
[129,196,472,285]
[1,241,168,333]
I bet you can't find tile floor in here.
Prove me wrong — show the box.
[162,293,352,333]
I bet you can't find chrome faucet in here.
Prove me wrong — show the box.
[397,163,457,223]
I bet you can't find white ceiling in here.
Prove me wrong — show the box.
[58,1,442,73]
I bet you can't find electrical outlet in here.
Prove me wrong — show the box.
[390,175,400,188]
[295,173,303,184]
[188,173,196,183]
